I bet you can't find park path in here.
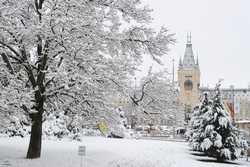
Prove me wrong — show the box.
[0,160,11,167]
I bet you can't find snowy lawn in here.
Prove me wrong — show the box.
[0,136,249,167]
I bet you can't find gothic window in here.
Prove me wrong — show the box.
[184,80,193,91]
[197,83,200,88]
[185,105,192,113]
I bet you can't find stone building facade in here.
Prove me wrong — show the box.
[178,34,200,121]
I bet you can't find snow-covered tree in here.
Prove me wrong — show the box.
[187,93,209,151]
[0,0,174,158]
[126,68,183,129]
[188,83,244,161]
[108,107,129,138]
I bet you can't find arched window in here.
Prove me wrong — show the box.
[184,80,193,91]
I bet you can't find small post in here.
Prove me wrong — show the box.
[172,58,175,87]
[78,145,86,167]
[80,155,83,167]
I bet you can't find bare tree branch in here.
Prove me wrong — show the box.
[1,53,15,74]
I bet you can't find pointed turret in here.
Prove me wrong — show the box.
[179,57,183,69]
[196,55,199,66]
[182,32,196,69]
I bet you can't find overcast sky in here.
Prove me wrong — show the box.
[140,0,250,88]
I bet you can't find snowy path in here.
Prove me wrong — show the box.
[0,136,249,167]
[0,160,11,167]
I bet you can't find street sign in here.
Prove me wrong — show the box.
[97,121,109,136]
[78,145,86,156]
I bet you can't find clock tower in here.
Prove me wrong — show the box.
[178,33,200,116]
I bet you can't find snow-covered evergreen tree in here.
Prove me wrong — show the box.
[187,93,209,151]
[188,83,244,161]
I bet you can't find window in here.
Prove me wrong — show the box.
[184,80,193,91]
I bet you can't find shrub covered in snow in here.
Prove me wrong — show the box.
[43,112,70,139]
[188,83,245,161]
[0,108,128,140]
[0,113,30,138]
[108,108,130,138]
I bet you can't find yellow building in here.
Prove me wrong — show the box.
[178,34,200,118]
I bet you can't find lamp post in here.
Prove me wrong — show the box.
[173,106,176,139]
[230,85,235,124]
[172,89,178,139]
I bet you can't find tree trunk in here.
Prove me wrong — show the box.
[26,113,42,159]
[131,115,136,129]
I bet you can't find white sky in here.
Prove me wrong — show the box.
[139,0,250,88]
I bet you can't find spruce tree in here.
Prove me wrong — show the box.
[189,83,244,161]
[187,93,209,151]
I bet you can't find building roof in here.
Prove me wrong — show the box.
[183,43,195,68]
[235,120,250,124]
[200,87,250,92]
[200,87,250,101]
[179,33,199,70]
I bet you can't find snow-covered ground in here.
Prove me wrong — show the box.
[0,137,249,167]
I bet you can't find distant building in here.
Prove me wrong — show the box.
[178,33,200,122]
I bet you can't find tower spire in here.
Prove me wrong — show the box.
[187,32,192,44]
[196,52,200,70]
[179,57,182,66]
[183,32,195,69]
[196,52,199,65]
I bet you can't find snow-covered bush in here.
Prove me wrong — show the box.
[43,112,69,139]
[0,112,30,138]
[108,108,130,138]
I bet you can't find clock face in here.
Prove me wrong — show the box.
[184,79,193,91]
